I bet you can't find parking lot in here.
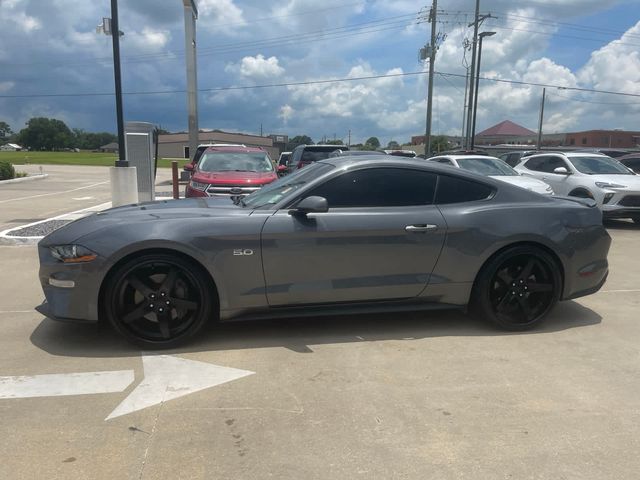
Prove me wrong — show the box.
[1,169,640,479]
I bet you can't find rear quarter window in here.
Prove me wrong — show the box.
[435,175,495,204]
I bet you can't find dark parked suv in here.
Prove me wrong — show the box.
[291,144,348,170]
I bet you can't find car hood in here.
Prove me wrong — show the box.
[490,175,553,195]
[193,170,277,185]
[40,197,248,246]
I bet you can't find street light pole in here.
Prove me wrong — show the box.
[183,0,199,162]
[464,0,481,149]
[110,0,127,167]
[470,31,495,150]
[424,0,437,157]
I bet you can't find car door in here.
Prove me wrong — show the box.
[260,167,447,306]
[537,155,574,195]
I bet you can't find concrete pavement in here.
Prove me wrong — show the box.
[0,220,639,478]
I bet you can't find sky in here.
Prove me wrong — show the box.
[0,0,639,146]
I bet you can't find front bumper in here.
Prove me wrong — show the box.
[37,245,103,323]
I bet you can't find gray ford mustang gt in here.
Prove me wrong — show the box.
[36,157,611,347]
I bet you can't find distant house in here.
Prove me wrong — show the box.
[0,143,23,151]
[99,142,119,153]
[475,120,537,145]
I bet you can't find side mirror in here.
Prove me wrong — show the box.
[289,196,329,216]
[553,166,570,175]
[184,163,195,172]
[277,165,288,175]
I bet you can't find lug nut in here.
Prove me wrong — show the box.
[150,293,156,299]
[166,300,170,305]
[160,292,166,297]
[158,307,164,313]
[149,303,154,308]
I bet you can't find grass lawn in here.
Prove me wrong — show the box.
[0,151,189,169]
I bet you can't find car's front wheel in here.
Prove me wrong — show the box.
[472,246,562,330]
[104,253,214,348]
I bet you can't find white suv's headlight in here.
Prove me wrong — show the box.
[595,182,627,189]
[189,180,209,191]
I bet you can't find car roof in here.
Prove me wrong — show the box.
[203,145,265,153]
[431,154,500,161]
[317,156,508,187]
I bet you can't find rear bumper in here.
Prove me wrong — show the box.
[564,270,608,301]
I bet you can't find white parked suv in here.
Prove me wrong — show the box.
[428,154,554,195]
[515,152,640,223]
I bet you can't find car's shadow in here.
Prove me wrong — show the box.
[30,300,602,359]
[604,218,640,230]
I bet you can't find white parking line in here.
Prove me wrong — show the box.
[599,289,640,293]
[0,310,34,314]
[0,181,109,204]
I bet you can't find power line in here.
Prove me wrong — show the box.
[3,69,640,100]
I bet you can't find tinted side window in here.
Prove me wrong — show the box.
[523,156,547,171]
[543,156,569,173]
[435,175,494,204]
[306,168,436,208]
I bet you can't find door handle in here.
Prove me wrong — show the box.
[405,224,438,232]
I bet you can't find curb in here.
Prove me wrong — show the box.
[0,174,49,186]
[0,202,112,246]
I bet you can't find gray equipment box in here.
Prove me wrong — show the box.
[125,122,157,202]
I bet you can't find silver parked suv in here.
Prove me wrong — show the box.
[515,151,640,222]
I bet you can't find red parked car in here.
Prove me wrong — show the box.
[185,145,278,198]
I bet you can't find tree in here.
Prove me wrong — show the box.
[430,135,450,153]
[0,121,13,142]
[386,140,400,150]
[286,135,313,151]
[364,136,381,150]
[17,117,74,150]
[72,128,117,150]
[325,139,343,145]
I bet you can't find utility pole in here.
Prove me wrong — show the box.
[109,0,126,167]
[470,31,495,150]
[461,64,470,145]
[183,0,199,162]
[348,129,351,147]
[537,87,546,150]
[424,0,437,157]
[464,2,492,149]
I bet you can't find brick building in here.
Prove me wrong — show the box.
[564,130,640,148]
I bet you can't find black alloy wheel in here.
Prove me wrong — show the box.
[105,254,213,347]
[473,246,562,330]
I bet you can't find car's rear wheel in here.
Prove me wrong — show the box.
[104,253,213,348]
[472,246,562,330]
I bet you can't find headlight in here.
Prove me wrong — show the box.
[595,182,627,189]
[189,180,209,191]
[50,245,98,263]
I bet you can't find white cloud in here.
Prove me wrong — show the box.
[199,0,245,30]
[226,54,285,79]
[279,104,294,125]
[0,81,15,93]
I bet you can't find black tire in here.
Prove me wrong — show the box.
[471,245,562,331]
[104,253,214,348]
[631,215,640,225]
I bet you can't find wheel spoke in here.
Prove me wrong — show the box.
[170,297,198,311]
[516,296,533,321]
[121,303,148,324]
[518,258,535,281]
[160,268,179,294]
[496,269,513,287]
[527,282,553,292]
[128,275,154,297]
[157,311,171,339]
[495,293,514,313]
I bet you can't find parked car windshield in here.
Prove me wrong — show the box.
[199,152,274,172]
[568,156,633,175]
[242,162,335,208]
[300,147,342,163]
[457,157,519,176]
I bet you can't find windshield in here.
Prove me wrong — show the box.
[568,156,633,175]
[457,157,518,176]
[242,162,335,208]
[199,152,274,173]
